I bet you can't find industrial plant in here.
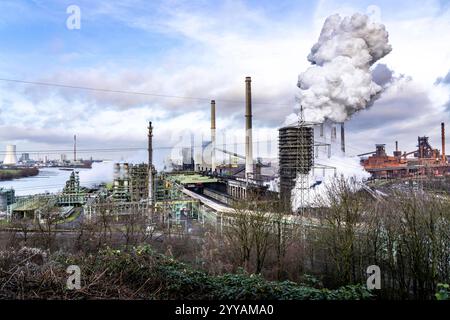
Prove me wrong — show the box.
[1,4,449,304]
[360,123,449,179]
[1,72,449,230]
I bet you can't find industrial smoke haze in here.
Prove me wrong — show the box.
[291,155,370,210]
[78,161,114,186]
[298,13,392,122]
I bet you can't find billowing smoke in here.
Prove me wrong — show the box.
[298,13,392,122]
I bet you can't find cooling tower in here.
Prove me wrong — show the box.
[3,145,17,165]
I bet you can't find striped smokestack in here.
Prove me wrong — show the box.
[211,100,216,172]
[245,77,253,178]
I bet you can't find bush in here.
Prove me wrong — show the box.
[435,284,450,301]
[0,245,373,300]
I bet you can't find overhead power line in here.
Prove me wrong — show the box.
[0,78,292,107]
[0,140,277,155]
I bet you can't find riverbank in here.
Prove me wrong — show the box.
[0,168,39,181]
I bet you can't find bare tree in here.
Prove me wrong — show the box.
[224,194,273,273]
[313,177,371,285]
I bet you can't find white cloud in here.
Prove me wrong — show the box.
[0,0,449,169]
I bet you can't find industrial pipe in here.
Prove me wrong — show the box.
[331,125,336,142]
[442,122,446,163]
[73,135,77,162]
[245,77,253,178]
[148,122,154,205]
[211,100,216,172]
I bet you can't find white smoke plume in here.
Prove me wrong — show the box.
[298,13,392,122]
[291,155,370,211]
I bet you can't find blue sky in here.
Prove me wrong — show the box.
[0,0,449,167]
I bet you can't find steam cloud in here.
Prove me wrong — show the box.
[298,13,392,122]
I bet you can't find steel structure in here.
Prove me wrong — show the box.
[278,110,314,212]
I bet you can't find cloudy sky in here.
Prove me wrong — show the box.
[0,0,449,168]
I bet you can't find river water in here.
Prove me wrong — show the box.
[0,162,114,196]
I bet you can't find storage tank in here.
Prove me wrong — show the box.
[278,125,314,209]
[3,145,17,165]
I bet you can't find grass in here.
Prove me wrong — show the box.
[0,169,20,174]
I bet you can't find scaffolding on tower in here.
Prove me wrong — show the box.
[278,105,314,214]
[294,106,312,215]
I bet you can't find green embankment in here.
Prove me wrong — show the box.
[0,168,39,181]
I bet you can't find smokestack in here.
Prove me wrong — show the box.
[393,140,402,157]
[73,135,77,162]
[331,125,336,142]
[223,131,229,165]
[148,122,154,205]
[191,132,195,169]
[245,76,253,178]
[211,100,216,172]
[233,135,238,166]
[442,122,446,163]
[340,123,345,154]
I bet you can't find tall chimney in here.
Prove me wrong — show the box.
[394,141,402,157]
[245,76,253,178]
[340,123,345,154]
[190,132,195,170]
[442,122,446,163]
[233,134,238,166]
[331,125,336,142]
[223,131,229,165]
[211,100,216,172]
[148,122,154,205]
[73,134,77,162]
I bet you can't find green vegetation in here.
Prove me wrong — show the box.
[0,246,372,300]
[0,167,39,181]
[435,284,450,300]
[3,177,449,300]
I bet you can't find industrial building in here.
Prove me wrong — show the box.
[0,188,15,211]
[0,76,349,225]
[361,123,450,179]
[147,77,339,215]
